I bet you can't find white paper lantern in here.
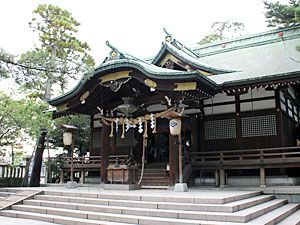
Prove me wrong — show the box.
[63,132,73,146]
[169,118,181,136]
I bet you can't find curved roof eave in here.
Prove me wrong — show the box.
[48,58,219,106]
[220,70,300,88]
[152,42,236,74]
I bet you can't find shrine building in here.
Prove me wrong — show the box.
[49,25,300,188]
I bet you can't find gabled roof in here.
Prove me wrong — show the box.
[152,39,235,75]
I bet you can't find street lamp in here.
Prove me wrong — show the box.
[169,117,188,192]
[61,124,78,189]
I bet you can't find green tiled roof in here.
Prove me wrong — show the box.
[49,58,218,105]
[152,42,236,74]
[198,32,300,85]
[49,26,300,106]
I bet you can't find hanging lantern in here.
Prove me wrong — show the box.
[63,132,73,146]
[117,97,138,117]
[169,117,181,136]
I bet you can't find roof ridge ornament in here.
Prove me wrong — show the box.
[105,40,125,61]
[163,28,199,58]
[163,27,173,43]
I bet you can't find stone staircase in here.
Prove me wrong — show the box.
[138,163,169,189]
[1,189,300,224]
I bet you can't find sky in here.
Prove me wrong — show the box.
[0,0,280,63]
[0,0,288,93]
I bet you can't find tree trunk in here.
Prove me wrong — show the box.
[29,129,47,187]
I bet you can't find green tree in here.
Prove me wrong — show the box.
[19,4,95,101]
[0,48,15,79]
[0,92,51,152]
[264,0,300,27]
[14,4,95,186]
[198,21,245,45]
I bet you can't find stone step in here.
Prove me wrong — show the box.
[138,173,168,177]
[3,207,299,225]
[249,203,299,225]
[0,210,131,225]
[140,175,168,179]
[38,190,262,205]
[140,169,167,173]
[271,207,300,225]
[0,191,14,197]
[231,199,287,222]
[141,185,169,189]
[11,198,287,223]
[140,181,169,185]
[24,194,273,213]
[1,209,228,225]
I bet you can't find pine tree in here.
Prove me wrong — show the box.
[264,0,300,27]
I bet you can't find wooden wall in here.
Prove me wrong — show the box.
[200,86,299,152]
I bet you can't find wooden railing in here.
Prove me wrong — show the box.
[190,146,300,169]
[60,155,129,170]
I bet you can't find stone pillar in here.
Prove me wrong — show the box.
[60,171,64,184]
[169,134,178,186]
[260,167,266,187]
[80,170,85,184]
[101,123,110,183]
[219,168,225,188]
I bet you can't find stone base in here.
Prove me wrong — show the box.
[103,184,141,190]
[66,181,78,189]
[174,183,188,192]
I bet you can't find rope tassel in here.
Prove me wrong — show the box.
[143,120,148,138]
[109,120,114,137]
[121,119,125,139]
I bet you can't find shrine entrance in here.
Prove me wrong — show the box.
[147,133,169,163]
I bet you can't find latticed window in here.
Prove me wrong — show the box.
[241,115,277,137]
[205,119,236,140]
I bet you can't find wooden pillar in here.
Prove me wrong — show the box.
[260,167,266,187]
[90,115,94,155]
[101,123,110,183]
[111,135,116,155]
[169,134,178,186]
[191,115,199,152]
[199,116,205,152]
[219,168,225,188]
[275,89,284,147]
[235,95,242,150]
[135,130,143,163]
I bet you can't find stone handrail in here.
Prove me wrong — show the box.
[0,165,26,179]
